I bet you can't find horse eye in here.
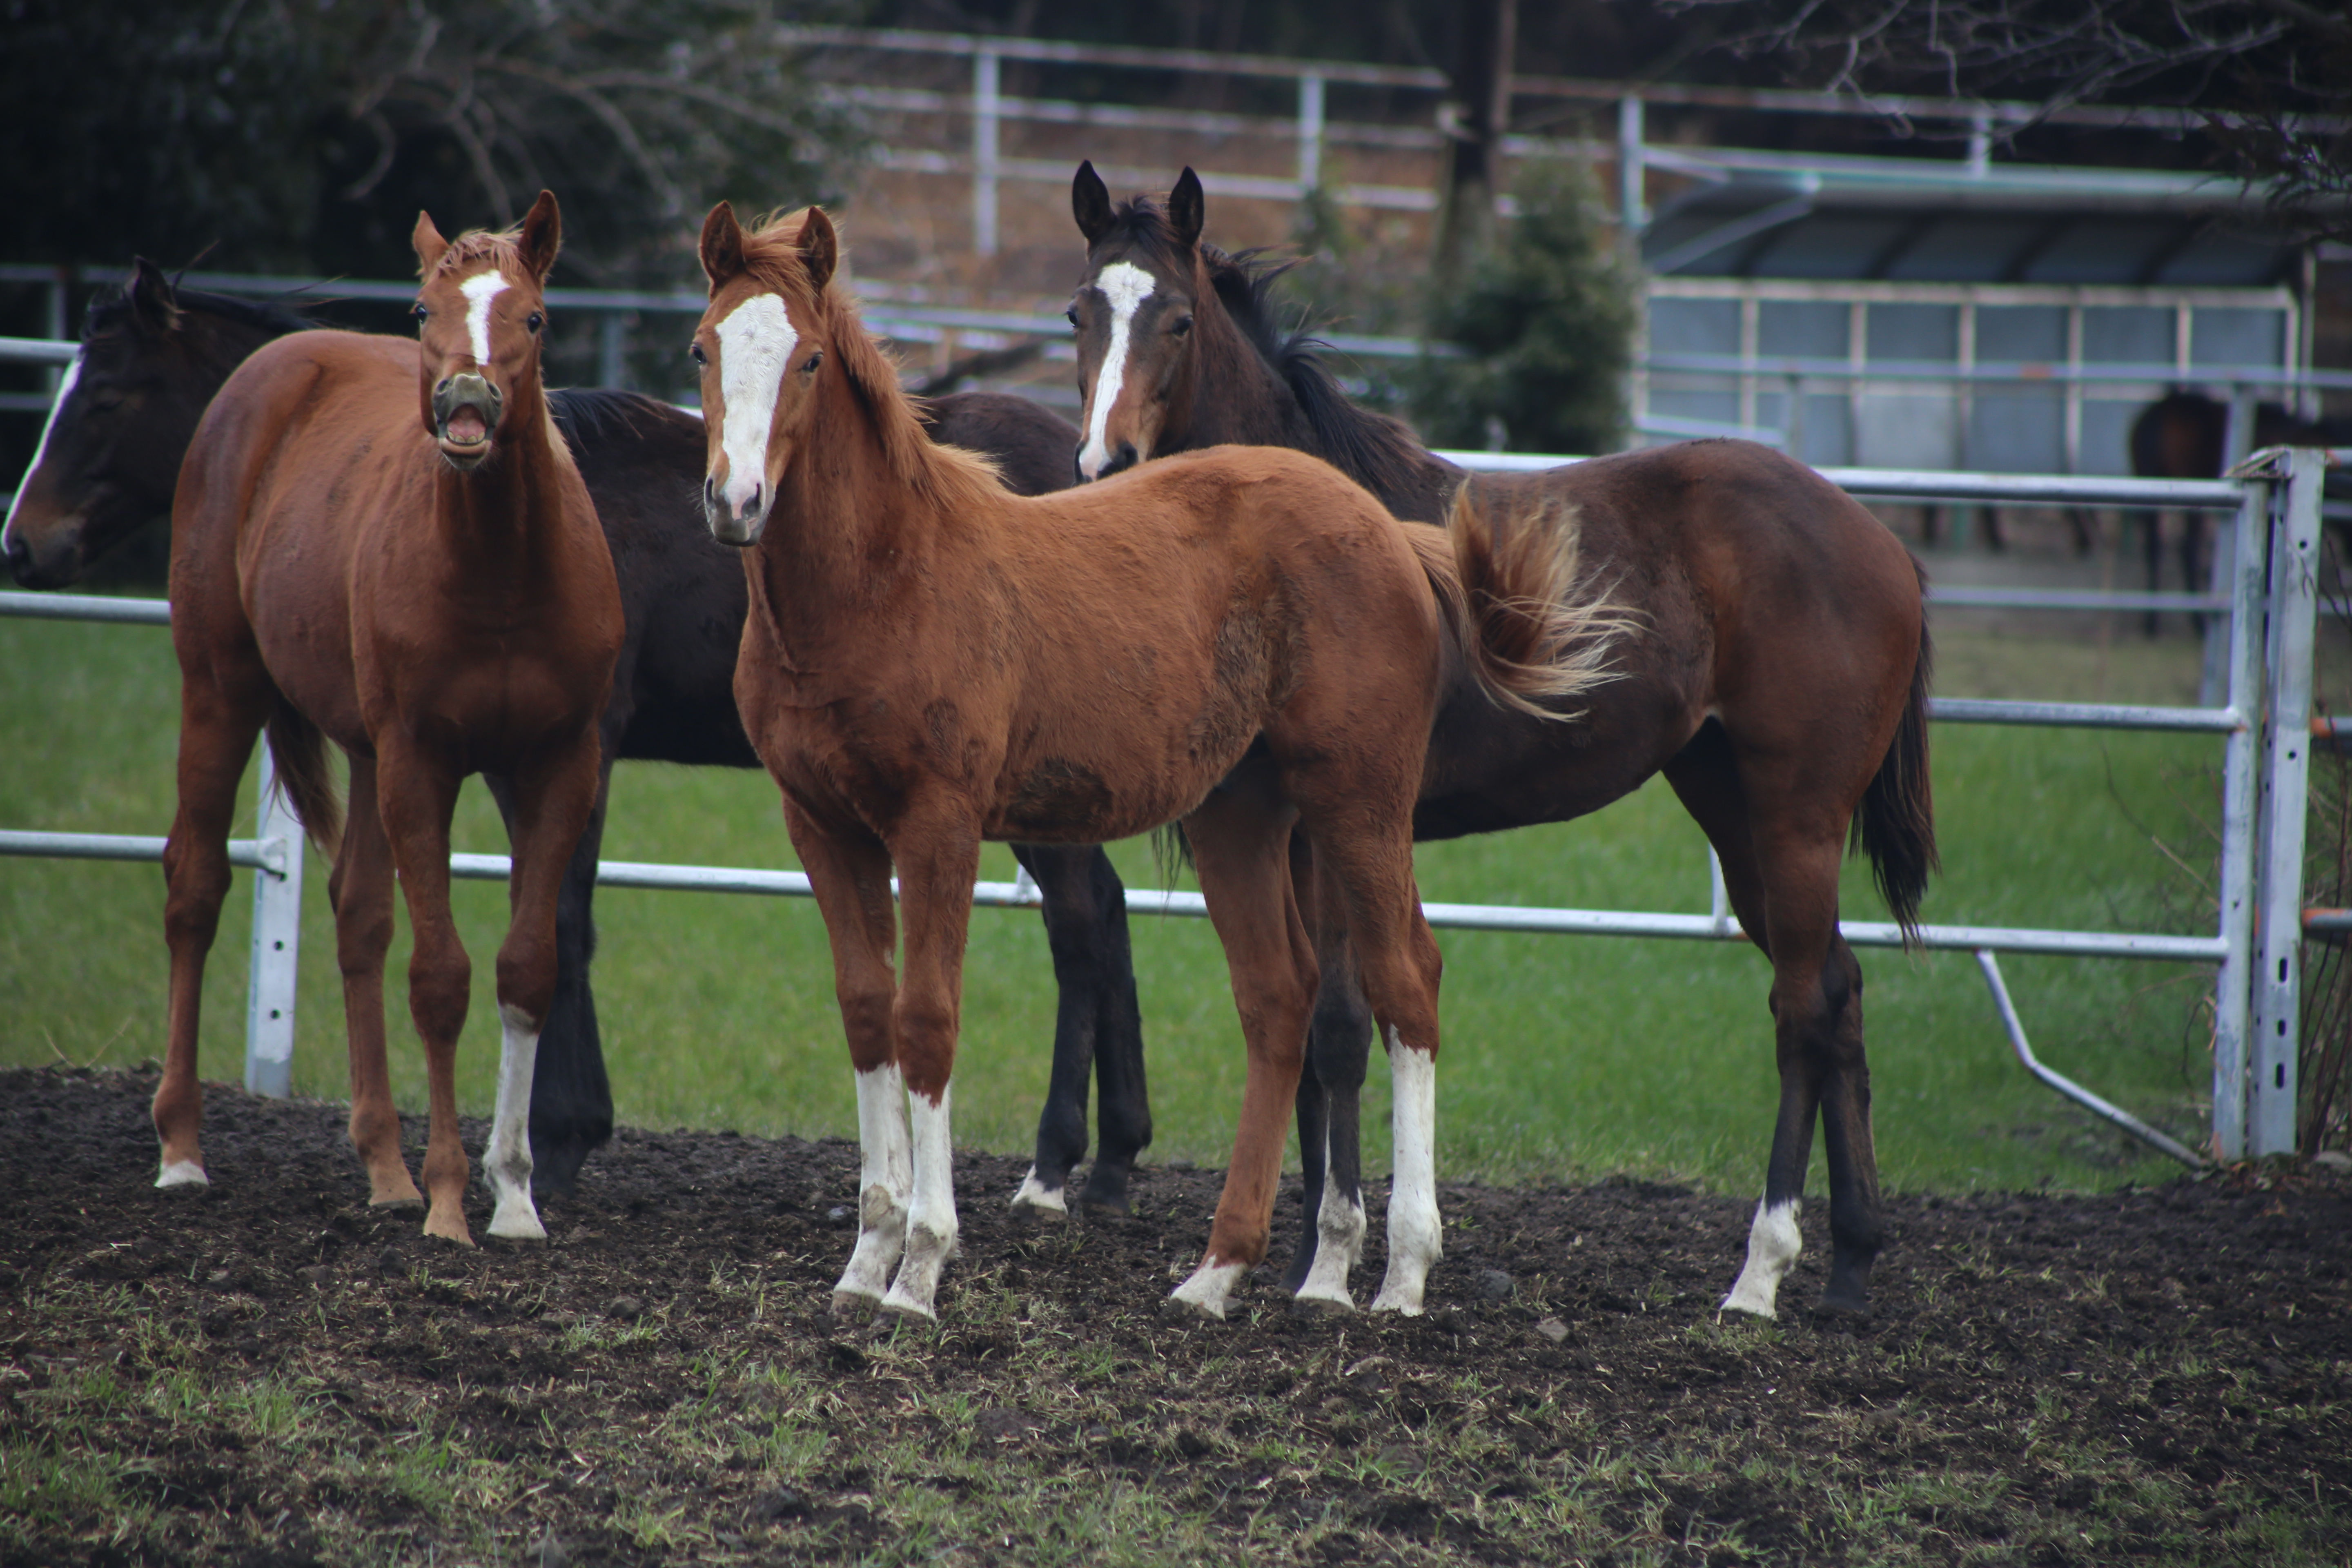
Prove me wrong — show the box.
[1065,306,1079,327]
[412,303,428,322]
[526,312,545,334]
[803,352,823,373]
[689,342,707,366]
[1171,316,1194,336]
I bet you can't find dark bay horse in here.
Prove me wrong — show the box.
[693,202,1608,1319]
[161,192,623,1244]
[1062,163,1935,1319]
[4,262,1151,1210]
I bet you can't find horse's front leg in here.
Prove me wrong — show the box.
[879,800,984,1320]
[784,803,910,1315]
[486,753,616,1194]
[482,730,606,1241]
[374,741,474,1244]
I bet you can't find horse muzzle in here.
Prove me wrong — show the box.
[432,374,503,469]
[704,474,768,548]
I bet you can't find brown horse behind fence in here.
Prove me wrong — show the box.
[156,191,622,1246]
[692,202,1616,1320]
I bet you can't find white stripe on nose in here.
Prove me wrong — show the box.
[1077,261,1155,481]
[3,350,82,537]
[714,293,798,519]
[461,271,509,364]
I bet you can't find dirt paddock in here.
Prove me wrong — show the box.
[2,1065,2348,1566]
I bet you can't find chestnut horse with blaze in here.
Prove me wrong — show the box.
[156,191,622,1245]
[692,203,1615,1320]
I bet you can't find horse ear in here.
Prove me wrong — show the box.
[699,202,746,292]
[127,256,180,332]
[412,211,450,278]
[1073,161,1114,245]
[798,207,838,291]
[518,190,562,280]
[1169,167,1206,251]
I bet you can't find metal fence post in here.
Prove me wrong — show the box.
[243,747,304,1097]
[598,311,628,391]
[2248,448,2325,1155]
[2212,469,2271,1159]
[973,48,1001,257]
[1297,73,1325,194]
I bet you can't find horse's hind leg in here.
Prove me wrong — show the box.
[1667,731,1883,1317]
[156,659,272,1187]
[1285,840,1374,1307]
[484,731,606,1242]
[334,756,422,1207]
[486,761,617,1194]
[1008,843,1149,1217]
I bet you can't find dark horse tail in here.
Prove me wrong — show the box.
[265,699,343,858]
[1853,570,1939,944]
[1413,481,1636,720]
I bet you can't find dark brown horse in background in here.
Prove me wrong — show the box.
[159,193,624,1244]
[4,261,1151,1214]
[694,202,1609,1320]
[1062,163,1936,1319]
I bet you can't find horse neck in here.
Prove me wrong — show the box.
[432,374,575,565]
[1172,283,1318,454]
[178,305,290,381]
[756,370,944,646]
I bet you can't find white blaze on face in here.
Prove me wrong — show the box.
[459,270,510,364]
[3,350,84,539]
[714,292,799,517]
[1076,261,1156,480]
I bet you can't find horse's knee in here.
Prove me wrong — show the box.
[495,942,557,1026]
[408,939,472,1044]
[336,906,394,979]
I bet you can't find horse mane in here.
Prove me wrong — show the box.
[736,209,1003,511]
[85,285,315,341]
[419,223,528,281]
[1195,243,1437,506]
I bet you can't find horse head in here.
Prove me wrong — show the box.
[1069,162,1207,483]
[4,259,209,587]
[411,190,562,473]
[691,200,840,548]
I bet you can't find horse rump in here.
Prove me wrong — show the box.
[265,697,343,858]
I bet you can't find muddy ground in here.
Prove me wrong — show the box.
[3,1064,2349,1566]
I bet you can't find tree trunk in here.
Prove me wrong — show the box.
[1432,0,1518,285]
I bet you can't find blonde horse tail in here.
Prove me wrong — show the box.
[1415,480,1635,721]
[265,699,343,859]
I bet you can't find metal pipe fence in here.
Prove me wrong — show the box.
[5,448,2332,1167]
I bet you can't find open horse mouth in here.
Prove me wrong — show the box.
[432,372,502,468]
[443,406,489,448]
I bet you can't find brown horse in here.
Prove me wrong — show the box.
[1063,164,1935,1320]
[158,191,622,1246]
[692,202,1610,1320]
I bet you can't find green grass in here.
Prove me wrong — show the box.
[0,609,2240,1194]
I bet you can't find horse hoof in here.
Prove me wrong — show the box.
[154,1161,210,1192]
[831,1288,883,1320]
[1158,1293,1222,1324]
[879,1290,938,1323]
[1009,1168,1070,1218]
[1289,1290,1355,1317]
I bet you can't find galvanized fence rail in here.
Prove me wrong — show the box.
[0,325,2334,1160]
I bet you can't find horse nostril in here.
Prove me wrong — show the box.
[703,475,717,510]
[1103,442,1138,478]
[435,378,451,395]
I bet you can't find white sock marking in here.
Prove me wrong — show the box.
[154,1158,209,1190]
[1076,261,1154,480]
[884,1083,961,1319]
[1010,1165,1069,1215]
[1370,1027,1441,1316]
[1295,1125,1367,1310]
[459,272,509,366]
[1170,1258,1247,1320]
[834,1063,912,1307]
[4,351,84,543]
[484,1003,545,1240]
[1721,1198,1803,1319]
[714,292,798,522]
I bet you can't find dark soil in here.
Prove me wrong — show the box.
[4,1064,2350,1566]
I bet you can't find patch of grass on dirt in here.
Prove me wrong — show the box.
[4,1069,2350,1567]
